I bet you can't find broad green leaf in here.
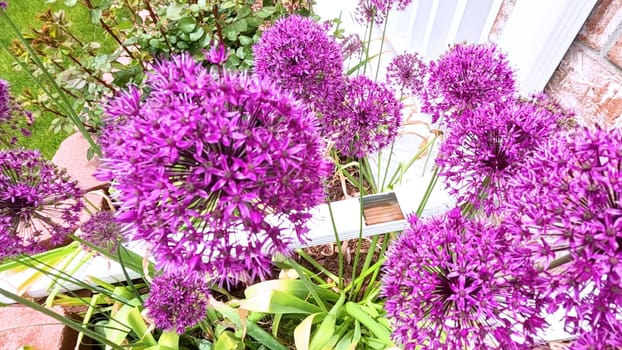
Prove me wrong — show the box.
[294,313,320,350]
[189,27,205,42]
[240,290,321,314]
[166,3,183,21]
[344,302,393,346]
[244,279,338,302]
[178,17,198,34]
[255,6,275,19]
[309,293,345,350]
[127,307,157,346]
[239,35,253,46]
[214,331,244,350]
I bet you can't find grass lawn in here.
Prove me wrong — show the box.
[0,1,111,159]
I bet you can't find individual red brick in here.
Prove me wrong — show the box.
[0,305,82,350]
[607,34,622,68]
[545,43,622,127]
[577,0,622,50]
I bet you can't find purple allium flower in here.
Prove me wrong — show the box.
[0,149,83,260]
[340,34,364,61]
[98,53,331,284]
[0,2,6,9]
[327,75,402,158]
[144,272,210,334]
[436,96,567,214]
[204,43,229,66]
[504,126,622,346]
[423,44,516,124]
[385,52,427,97]
[382,208,548,350]
[80,211,124,254]
[253,14,344,118]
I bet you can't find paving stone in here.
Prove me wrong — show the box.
[0,304,82,350]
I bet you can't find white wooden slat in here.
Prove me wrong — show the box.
[445,0,468,46]
[426,0,460,60]
[454,0,496,44]
[496,0,598,94]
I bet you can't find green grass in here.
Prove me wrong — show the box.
[0,1,111,159]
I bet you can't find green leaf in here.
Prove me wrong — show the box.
[64,0,77,6]
[309,293,345,350]
[255,6,276,19]
[166,3,183,21]
[343,302,393,346]
[239,35,253,46]
[235,47,246,59]
[224,28,238,41]
[127,307,157,346]
[214,331,244,350]
[240,290,321,314]
[237,6,251,19]
[244,279,338,302]
[211,301,288,350]
[178,17,198,33]
[189,27,205,42]
[294,313,320,350]
[231,19,248,32]
[90,9,102,24]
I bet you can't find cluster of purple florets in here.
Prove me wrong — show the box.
[383,209,548,349]
[504,127,622,347]
[80,211,124,254]
[144,272,211,334]
[382,38,621,349]
[0,149,83,260]
[98,53,332,284]
[423,43,516,123]
[254,15,403,159]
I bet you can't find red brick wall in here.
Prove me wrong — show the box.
[545,0,622,127]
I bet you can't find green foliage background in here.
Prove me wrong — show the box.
[0,1,106,158]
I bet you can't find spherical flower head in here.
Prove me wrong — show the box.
[97,53,332,285]
[253,14,344,118]
[80,211,124,255]
[382,208,548,349]
[0,2,6,9]
[503,126,622,345]
[436,96,566,214]
[385,52,427,97]
[340,34,364,61]
[0,149,83,260]
[328,75,403,159]
[144,272,210,334]
[423,44,516,123]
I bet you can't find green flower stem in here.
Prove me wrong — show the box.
[374,9,390,81]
